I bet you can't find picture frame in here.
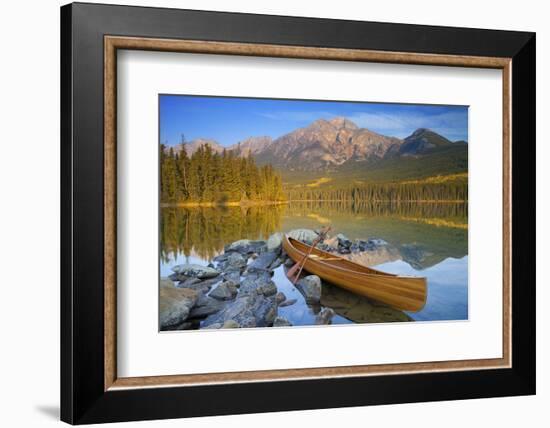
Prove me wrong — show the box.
[61,2,535,424]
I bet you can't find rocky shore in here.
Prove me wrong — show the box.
[160,229,411,330]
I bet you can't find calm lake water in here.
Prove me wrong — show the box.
[160,201,468,324]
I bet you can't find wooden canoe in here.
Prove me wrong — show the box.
[282,235,427,312]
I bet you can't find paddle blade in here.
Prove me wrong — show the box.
[286,262,301,284]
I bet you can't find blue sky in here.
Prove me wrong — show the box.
[160,95,468,147]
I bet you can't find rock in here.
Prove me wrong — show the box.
[296,275,322,304]
[159,287,199,329]
[273,316,292,327]
[202,294,277,328]
[212,253,229,263]
[267,232,283,253]
[336,233,352,249]
[176,277,216,294]
[222,320,240,329]
[239,270,272,295]
[171,263,220,279]
[203,323,222,329]
[269,257,284,270]
[279,298,297,307]
[225,252,247,270]
[176,277,201,288]
[225,239,267,255]
[288,229,318,245]
[258,280,277,297]
[275,292,287,304]
[253,295,278,326]
[188,295,225,318]
[284,258,295,267]
[338,248,351,254]
[209,281,238,301]
[247,251,278,272]
[223,269,241,284]
[168,272,188,282]
[315,308,335,325]
[369,238,388,246]
[160,278,175,288]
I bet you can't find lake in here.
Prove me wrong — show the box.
[160,201,468,325]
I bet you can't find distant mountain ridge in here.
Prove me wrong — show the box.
[166,117,467,183]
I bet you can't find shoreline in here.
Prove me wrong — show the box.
[161,199,468,208]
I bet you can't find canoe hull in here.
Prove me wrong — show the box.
[283,236,427,312]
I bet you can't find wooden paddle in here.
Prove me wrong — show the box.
[286,226,331,284]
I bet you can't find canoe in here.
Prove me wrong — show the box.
[282,235,427,312]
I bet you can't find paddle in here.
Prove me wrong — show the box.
[286,226,332,284]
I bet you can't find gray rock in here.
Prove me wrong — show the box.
[223,269,241,284]
[176,277,201,288]
[369,238,388,246]
[202,294,277,328]
[267,232,283,253]
[258,280,277,297]
[171,263,220,279]
[169,272,188,282]
[225,239,267,255]
[239,270,272,295]
[275,292,287,304]
[269,257,284,270]
[159,287,199,329]
[225,252,247,269]
[279,298,297,307]
[222,320,240,329]
[247,251,278,272]
[212,253,229,263]
[288,229,318,245]
[273,316,293,327]
[188,295,225,318]
[315,307,335,325]
[296,275,322,304]
[209,281,238,301]
[337,233,352,249]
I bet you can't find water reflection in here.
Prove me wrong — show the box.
[160,201,468,323]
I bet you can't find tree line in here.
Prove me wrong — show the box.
[286,181,467,202]
[161,144,286,204]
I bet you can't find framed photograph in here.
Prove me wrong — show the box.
[61,2,535,424]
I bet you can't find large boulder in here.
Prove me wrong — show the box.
[267,232,283,253]
[296,275,322,304]
[171,263,220,279]
[288,229,318,245]
[160,287,199,329]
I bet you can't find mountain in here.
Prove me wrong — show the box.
[174,138,224,156]
[399,128,454,156]
[255,117,402,171]
[229,136,273,157]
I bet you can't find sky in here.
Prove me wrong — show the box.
[159,95,468,147]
